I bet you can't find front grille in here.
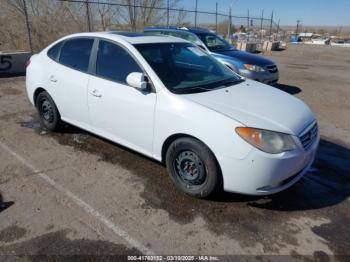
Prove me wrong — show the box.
[265,64,278,74]
[299,122,318,151]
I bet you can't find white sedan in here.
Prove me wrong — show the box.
[26,32,319,198]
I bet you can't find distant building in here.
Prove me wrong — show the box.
[298,32,314,41]
[299,32,313,37]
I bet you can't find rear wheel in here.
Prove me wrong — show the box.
[35,91,62,131]
[165,137,222,198]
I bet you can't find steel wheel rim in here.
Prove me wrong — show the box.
[41,100,54,123]
[174,150,206,186]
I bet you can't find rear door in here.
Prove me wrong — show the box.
[49,37,94,129]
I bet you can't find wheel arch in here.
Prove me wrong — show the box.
[161,133,222,171]
[33,87,47,106]
[161,133,191,164]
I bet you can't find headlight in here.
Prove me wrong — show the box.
[236,127,297,154]
[243,64,265,72]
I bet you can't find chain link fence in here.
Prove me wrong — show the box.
[0,0,284,53]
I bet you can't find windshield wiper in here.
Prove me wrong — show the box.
[209,77,243,87]
[221,78,244,86]
[171,77,244,94]
[188,78,243,92]
[211,47,234,52]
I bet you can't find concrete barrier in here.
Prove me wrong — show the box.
[262,41,281,51]
[236,42,257,53]
[0,51,31,76]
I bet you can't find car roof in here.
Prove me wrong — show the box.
[59,31,189,45]
[188,28,213,35]
[144,27,212,35]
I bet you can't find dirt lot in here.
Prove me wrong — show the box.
[0,44,349,260]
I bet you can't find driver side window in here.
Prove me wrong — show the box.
[96,40,142,84]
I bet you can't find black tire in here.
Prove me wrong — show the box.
[165,137,222,198]
[35,91,62,131]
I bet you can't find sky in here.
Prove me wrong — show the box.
[181,0,350,26]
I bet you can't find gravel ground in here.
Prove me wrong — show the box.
[0,44,349,260]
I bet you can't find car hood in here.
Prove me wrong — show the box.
[213,49,275,67]
[182,80,315,135]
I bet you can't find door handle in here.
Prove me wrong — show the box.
[50,75,57,82]
[90,89,102,98]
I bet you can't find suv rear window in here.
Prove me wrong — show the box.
[59,38,94,72]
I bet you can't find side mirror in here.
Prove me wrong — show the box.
[126,72,149,91]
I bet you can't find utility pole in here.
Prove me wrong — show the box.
[133,0,137,32]
[22,0,33,53]
[85,0,92,32]
[227,4,232,42]
[215,2,218,32]
[247,9,250,30]
[247,9,250,41]
[260,9,264,42]
[227,0,238,41]
[296,20,301,35]
[167,0,170,27]
[194,0,198,28]
[269,10,274,40]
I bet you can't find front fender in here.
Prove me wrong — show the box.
[152,89,252,162]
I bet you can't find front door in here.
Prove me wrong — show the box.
[87,40,156,157]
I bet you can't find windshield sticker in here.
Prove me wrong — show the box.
[187,47,206,57]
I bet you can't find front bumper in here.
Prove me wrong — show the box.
[239,69,279,85]
[217,135,319,195]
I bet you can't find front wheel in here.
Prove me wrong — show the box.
[165,137,222,198]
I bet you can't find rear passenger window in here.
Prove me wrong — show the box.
[59,38,94,72]
[47,41,63,61]
[96,40,142,83]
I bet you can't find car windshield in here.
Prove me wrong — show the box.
[134,43,242,94]
[197,33,236,52]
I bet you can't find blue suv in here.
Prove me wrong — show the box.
[144,27,279,85]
